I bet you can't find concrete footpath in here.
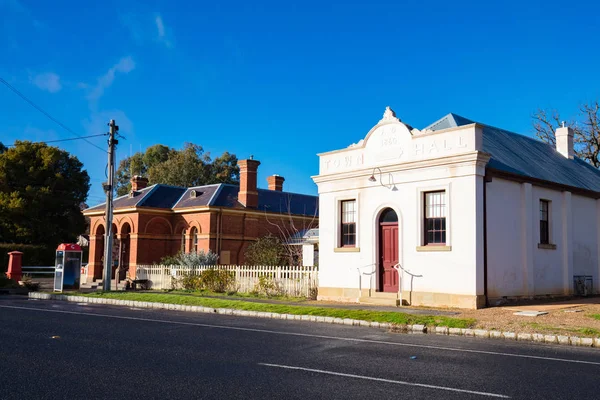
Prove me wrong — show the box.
[28,292,600,349]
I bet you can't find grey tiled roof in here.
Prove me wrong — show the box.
[212,184,319,216]
[85,185,157,211]
[137,185,186,208]
[173,185,221,209]
[85,182,319,217]
[426,113,600,194]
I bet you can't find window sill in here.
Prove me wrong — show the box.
[537,243,557,250]
[416,245,452,252]
[334,247,360,253]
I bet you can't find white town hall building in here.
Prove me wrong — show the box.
[313,107,600,309]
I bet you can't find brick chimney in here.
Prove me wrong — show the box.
[555,124,574,159]
[267,175,285,191]
[238,158,261,208]
[131,175,149,191]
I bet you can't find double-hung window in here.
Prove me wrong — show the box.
[340,200,356,247]
[539,200,549,245]
[424,191,446,245]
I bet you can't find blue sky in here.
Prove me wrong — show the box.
[1,0,599,205]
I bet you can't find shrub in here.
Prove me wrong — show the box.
[0,273,19,288]
[178,250,219,267]
[178,269,236,293]
[253,275,283,297]
[244,235,285,266]
[200,269,236,293]
[0,243,55,272]
[179,272,203,290]
[158,254,180,266]
[19,274,40,292]
[157,250,218,267]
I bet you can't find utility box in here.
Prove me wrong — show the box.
[54,243,83,292]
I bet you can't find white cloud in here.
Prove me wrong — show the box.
[120,12,144,44]
[1,0,43,28]
[155,14,173,48]
[155,14,165,37]
[30,72,62,93]
[87,56,136,103]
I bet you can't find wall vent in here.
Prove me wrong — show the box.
[573,275,593,296]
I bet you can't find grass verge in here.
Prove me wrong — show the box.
[524,322,600,337]
[168,290,308,303]
[588,313,600,321]
[67,291,475,328]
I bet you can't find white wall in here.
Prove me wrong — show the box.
[572,195,598,278]
[486,178,600,299]
[317,167,482,297]
[486,179,524,297]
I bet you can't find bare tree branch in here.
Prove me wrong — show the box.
[532,101,600,167]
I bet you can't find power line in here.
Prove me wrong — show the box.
[5,133,107,147]
[0,77,107,153]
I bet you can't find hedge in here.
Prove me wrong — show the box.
[0,243,55,272]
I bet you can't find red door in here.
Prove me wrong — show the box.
[380,223,399,292]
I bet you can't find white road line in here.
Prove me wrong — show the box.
[2,304,600,366]
[259,363,511,398]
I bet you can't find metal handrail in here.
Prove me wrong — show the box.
[392,263,422,306]
[354,263,376,295]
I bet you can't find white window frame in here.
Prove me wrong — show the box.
[416,183,451,247]
[538,198,553,245]
[334,192,360,250]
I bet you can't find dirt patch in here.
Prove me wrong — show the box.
[457,303,600,337]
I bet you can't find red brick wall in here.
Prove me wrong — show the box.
[85,208,316,279]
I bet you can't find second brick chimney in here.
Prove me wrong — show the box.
[131,175,149,191]
[238,158,261,208]
[267,175,285,191]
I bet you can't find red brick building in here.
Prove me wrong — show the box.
[83,159,318,281]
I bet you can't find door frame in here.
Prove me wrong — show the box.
[373,205,402,293]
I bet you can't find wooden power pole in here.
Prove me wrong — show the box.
[102,120,118,291]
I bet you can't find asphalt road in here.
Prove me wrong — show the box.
[1,296,599,400]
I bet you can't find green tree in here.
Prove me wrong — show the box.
[244,235,285,266]
[0,142,6,154]
[148,143,210,188]
[114,143,239,195]
[0,141,90,247]
[209,151,239,183]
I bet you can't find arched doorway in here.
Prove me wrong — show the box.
[119,223,131,281]
[94,224,105,280]
[378,208,399,292]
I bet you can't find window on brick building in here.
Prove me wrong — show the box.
[190,227,198,252]
[181,229,186,253]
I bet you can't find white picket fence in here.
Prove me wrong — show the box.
[135,264,319,298]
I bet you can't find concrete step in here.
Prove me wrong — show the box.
[359,291,400,306]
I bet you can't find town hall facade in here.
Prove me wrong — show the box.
[313,107,600,309]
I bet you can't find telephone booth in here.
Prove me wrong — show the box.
[54,243,83,292]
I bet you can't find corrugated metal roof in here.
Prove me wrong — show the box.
[426,113,600,194]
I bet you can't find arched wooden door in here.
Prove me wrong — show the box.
[379,208,399,292]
